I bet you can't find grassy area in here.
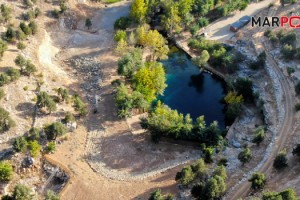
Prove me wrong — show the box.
[104,0,122,4]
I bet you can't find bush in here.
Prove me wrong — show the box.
[73,96,87,117]
[59,1,68,13]
[19,22,32,35]
[263,188,297,200]
[114,30,127,42]
[37,91,57,113]
[6,68,20,81]
[17,42,26,50]
[0,88,5,99]
[45,190,60,200]
[0,39,7,58]
[0,107,15,132]
[0,4,12,23]
[85,18,92,29]
[52,9,60,18]
[28,127,40,141]
[287,67,295,76]
[295,81,300,95]
[273,150,288,170]
[0,73,9,86]
[4,27,16,43]
[28,140,41,157]
[11,184,33,200]
[295,103,300,111]
[28,21,38,35]
[249,172,266,190]
[252,127,265,145]
[44,122,67,140]
[238,147,252,165]
[45,141,56,154]
[63,112,75,123]
[198,17,209,28]
[190,24,200,36]
[114,16,131,30]
[0,161,13,181]
[13,136,28,153]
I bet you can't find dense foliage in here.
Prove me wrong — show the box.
[0,161,13,181]
[141,102,222,144]
[0,107,15,132]
[262,188,297,200]
[273,150,288,170]
[248,172,266,190]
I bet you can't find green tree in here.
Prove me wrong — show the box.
[238,147,252,166]
[252,127,265,146]
[56,87,69,102]
[63,112,75,123]
[213,165,227,179]
[0,107,15,132]
[292,144,300,156]
[45,142,56,154]
[192,50,210,67]
[72,95,87,117]
[5,27,16,43]
[273,150,288,170]
[13,136,28,153]
[114,30,127,42]
[130,0,147,22]
[0,4,11,23]
[28,140,41,157]
[114,16,132,30]
[17,42,26,50]
[19,22,32,35]
[28,127,40,141]
[85,18,92,29]
[249,172,266,190]
[148,189,164,200]
[0,39,7,58]
[295,81,300,95]
[0,88,5,100]
[44,122,67,140]
[233,78,254,103]
[45,190,60,200]
[6,68,20,81]
[133,62,166,102]
[160,4,182,34]
[263,188,297,200]
[203,147,213,163]
[37,91,57,113]
[0,161,13,181]
[204,175,226,199]
[28,21,38,35]
[175,166,195,186]
[11,184,33,200]
[115,83,133,118]
[117,48,143,79]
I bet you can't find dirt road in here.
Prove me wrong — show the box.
[226,36,295,200]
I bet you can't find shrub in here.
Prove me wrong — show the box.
[16,29,27,40]
[63,112,75,123]
[52,9,60,18]
[28,21,38,35]
[4,27,16,43]
[28,127,40,141]
[24,61,37,76]
[37,91,57,113]
[249,172,266,190]
[45,141,56,154]
[0,4,12,23]
[0,161,13,181]
[0,88,5,99]
[0,73,9,86]
[238,147,252,165]
[0,39,7,58]
[295,81,300,95]
[45,190,60,200]
[6,68,20,81]
[190,24,199,36]
[252,127,265,145]
[28,140,41,157]
[0,107,15,132]
[273,150,288,170]
[114,16,131,30]
[114,30,127,42]
[15,55,27,67]
[73,96,87,116]
[295,103,300,111]
[85,18,92,29]
[19,22,32,35]
[17,42,26,50]
[287,67,295,76]
[44,122,67,140]
[11,184,33,200]
[13,136,28,153]
[198,17,209,28]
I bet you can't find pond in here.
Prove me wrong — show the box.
[160,50,226,128]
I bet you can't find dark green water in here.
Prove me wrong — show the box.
[160,51,226,128]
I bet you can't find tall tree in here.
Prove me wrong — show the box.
[130,0,147,22]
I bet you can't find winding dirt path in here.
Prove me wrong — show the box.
[227,34,296,200]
